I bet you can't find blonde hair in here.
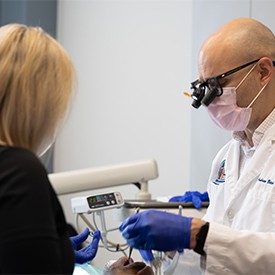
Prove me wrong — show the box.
[0,24,76,154]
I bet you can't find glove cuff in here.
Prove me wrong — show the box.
[180,216,192,249]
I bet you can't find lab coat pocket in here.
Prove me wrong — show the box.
[205,182,226,223]
[241,181,275,231]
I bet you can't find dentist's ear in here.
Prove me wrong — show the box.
[257,57,274,85]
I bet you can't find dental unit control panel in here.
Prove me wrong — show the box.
[71,191,124,214]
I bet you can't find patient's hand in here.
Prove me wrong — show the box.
[104,256,153,275]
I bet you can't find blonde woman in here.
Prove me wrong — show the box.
[0,24,153,275]
[0,23,88,274]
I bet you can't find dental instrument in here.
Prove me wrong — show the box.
[126,208,140,265]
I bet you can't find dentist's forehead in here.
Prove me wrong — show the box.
[198,42,236,81]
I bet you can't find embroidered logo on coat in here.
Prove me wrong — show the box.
[213,160,226,185]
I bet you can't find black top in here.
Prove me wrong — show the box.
[0,146,74,274]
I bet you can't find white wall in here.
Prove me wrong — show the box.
[56,0,193,198]
[56,1,193,268]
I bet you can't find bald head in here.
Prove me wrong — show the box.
[199,18,275,77]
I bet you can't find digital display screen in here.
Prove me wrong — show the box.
[87,192,117,209]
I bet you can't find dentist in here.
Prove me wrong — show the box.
[120,18,275,274]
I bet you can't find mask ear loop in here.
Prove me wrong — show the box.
[247,59,275,108]
[246,81,269,109]
[234,61,267,109]
[236,62,258,90]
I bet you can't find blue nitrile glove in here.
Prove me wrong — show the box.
[119,210,192,251]
[139,249,154,262]
[70,228,101,264]
[169,191,209,209]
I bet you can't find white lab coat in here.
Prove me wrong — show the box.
[203,122,275,274]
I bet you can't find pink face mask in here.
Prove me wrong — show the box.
[207,87,252,131]
[206,63,268,131]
